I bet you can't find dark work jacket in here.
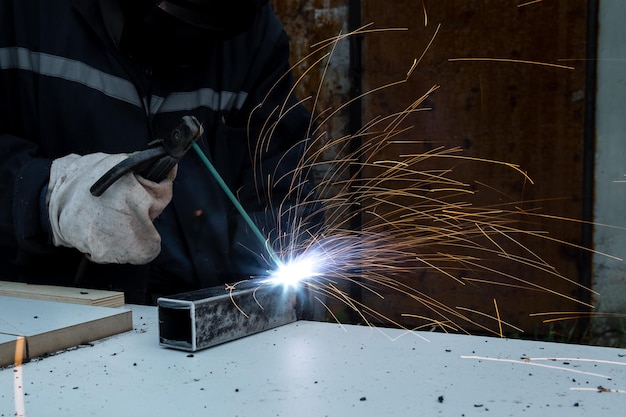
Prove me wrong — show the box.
[0,0,318,303]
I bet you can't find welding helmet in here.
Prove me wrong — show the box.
[156,0,269,33]
[117,0,269,65]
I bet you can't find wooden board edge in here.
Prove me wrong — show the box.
[25,310,133,360]
[0,281,125,308]
[0,336,20,368]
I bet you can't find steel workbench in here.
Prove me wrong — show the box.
[2,305,625,416]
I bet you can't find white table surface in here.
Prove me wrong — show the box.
[1,305,625,417]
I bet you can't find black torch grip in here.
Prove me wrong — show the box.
[90,116,203,197]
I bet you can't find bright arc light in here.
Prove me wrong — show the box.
[267,255,322,289]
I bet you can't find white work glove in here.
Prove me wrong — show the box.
[46,153,175,264]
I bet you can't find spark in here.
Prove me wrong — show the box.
[14,336,26,417]
[455,306,524,334]
[517,0,543,7]
[570,387,626,394]
[224,282,251,319]
[461,356,614,380]
[519,357,626,367]
[494,298,503,338]
[448,57,575,70]
[408,23,441,79]
[530,311,626,324]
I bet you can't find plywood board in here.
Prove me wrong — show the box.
[0,296,132,366]
[0,281,125,308]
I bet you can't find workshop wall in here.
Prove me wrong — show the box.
[269,0,352,196]
[592,0,626,347]
[270,1,613,341]
[358,2,588,339]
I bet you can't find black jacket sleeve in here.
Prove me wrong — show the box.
[0,127,55,262]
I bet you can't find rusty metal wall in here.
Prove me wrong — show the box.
[270,0,353,198]
[271,1,590,337]
[357,1,589,337]
[270,0,351,133]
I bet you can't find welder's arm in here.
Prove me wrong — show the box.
[1,130,173,271]
[45,152,176,264]
[0,128,52,260]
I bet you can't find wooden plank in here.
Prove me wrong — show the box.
[0,333,23,367]
[0,296,132,366]
[0,281,125,308]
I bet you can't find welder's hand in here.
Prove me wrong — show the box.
[46,153,176,264]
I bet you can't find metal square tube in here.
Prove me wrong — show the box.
[157,280,303,351]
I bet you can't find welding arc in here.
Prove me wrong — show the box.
[191,142,282,266]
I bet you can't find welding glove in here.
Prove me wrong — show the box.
[46,152,175,264]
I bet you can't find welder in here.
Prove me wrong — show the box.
[0,0,319,303]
